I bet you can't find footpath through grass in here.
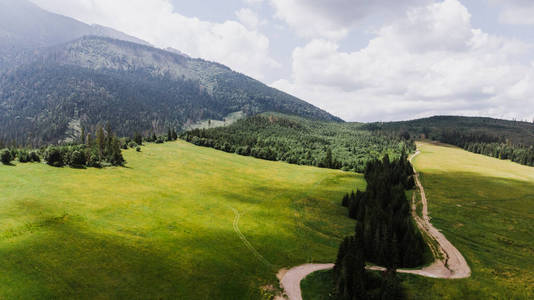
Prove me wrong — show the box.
[402,142,534,299]
[0,140,363,299]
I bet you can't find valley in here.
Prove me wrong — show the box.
[1,1,533,299]
[0,141,363,299]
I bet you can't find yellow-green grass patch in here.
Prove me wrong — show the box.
[402,142,534,299]
[0,140,363,299]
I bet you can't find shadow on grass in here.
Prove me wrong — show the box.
[405,170,534,299]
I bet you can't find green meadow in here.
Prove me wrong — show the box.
[0,141,363,299]
[402,142,534,299]
[302,142,533,299]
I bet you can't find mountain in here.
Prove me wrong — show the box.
[0,36,341,145]
[0,0,150,70]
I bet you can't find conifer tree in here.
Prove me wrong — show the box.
[96,126,105,158]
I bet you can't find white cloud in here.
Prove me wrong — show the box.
[494,0,534,25]
[270,0,429,39]
[243,0,264,4]
[30,0,279,80]
[235,8,264,30]
[273,0,534,122]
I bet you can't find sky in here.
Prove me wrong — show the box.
[30,0,534,122]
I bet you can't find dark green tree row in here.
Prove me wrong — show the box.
[43,124,125,168]
[1,124,125,168]
[437,130,534,166]
[334,154,429,299]
[334,228,404,300]
[1,124,182,167]
[182,114,415,172]
[367,116,534,167]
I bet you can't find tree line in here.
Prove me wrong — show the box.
[333,154,429,299]
[1,125,180,167]
[182,114,415,172]
[437,130,534,167]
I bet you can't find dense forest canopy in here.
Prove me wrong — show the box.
[182,113,415,172]
[334,155,428,299]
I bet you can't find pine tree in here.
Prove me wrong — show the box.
[134,132,143,145]
[110,135,125,166]
[167,128,172,141]
[96,126,105,159]
[80,126,86,144]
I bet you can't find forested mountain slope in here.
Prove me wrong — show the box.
[0,36,340,145]
[0,0,149,70]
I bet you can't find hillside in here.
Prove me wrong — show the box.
[301,142,534,299]
[368,116,534,145]
[402,142,534,299]
[0,36,340,146]
[182,113,414,172]
[366,116,534,166]
[0,140,363,299]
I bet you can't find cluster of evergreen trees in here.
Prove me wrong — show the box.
[0,124,181,167]
[182,114,414,172]
[46,124,125,168]
[0,124,125,168]
[437,130,534,166]
[334,154,429,299]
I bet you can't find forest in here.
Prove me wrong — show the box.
[0,36,339,146]
[437,130,534,166]
[334,154,428,299]
[182,113,415,172]
[368,116,534,167]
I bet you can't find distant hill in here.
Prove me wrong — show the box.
[366,116,534,166]
[0,36,341,145]
[366,116,534,146]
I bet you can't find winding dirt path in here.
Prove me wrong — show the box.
[277,150,471,300]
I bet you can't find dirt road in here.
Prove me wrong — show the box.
[277,151,471,300]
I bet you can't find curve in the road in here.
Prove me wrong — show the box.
[277,150,471,300]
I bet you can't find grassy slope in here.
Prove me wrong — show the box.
[402,142,534,299]
[301,269,335,300]
[0,140,363,299]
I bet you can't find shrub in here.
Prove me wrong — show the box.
[1,149,13,165]
[86,151,101,168]
[44,147,64,167]
[18,150,30,163]
[129,141,138,148]
[29,151,41,162]
[69,150,86,168]
[136,146,141,152]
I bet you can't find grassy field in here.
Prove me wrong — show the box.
[0,140,363,299]
[302,142,533,299]
[301,269,335,300]
[402,142,534,299]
